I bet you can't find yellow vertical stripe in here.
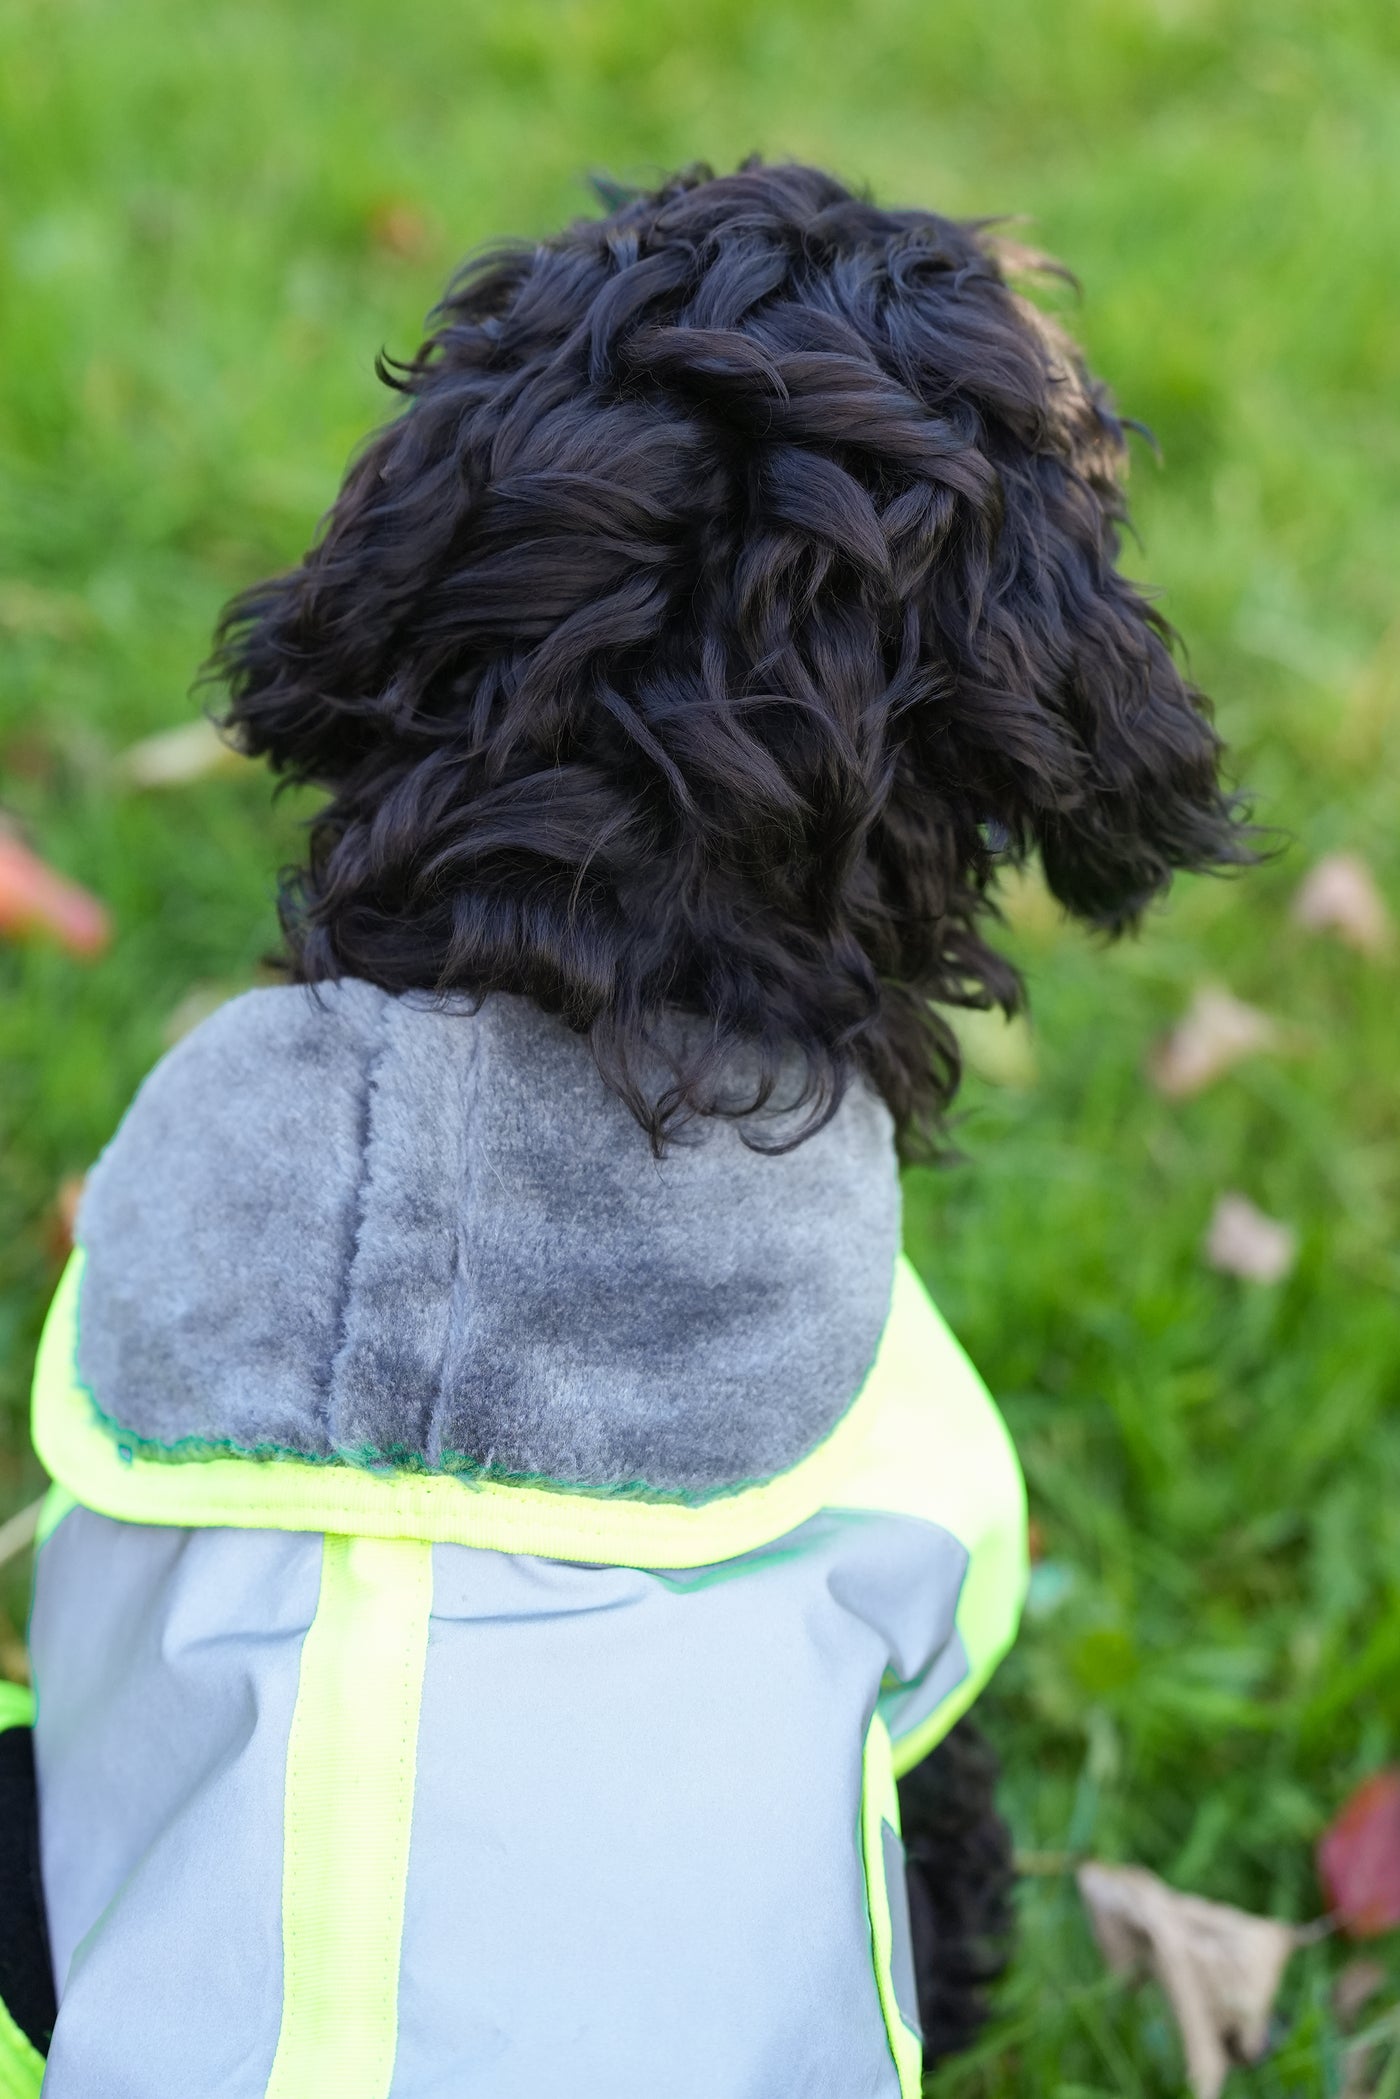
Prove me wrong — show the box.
[265,1535,433,2099]
[861,1713,923,2099]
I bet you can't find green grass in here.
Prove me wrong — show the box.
[2,0,1399,2087]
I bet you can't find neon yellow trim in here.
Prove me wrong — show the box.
[34,1251,1025,1594]
[36,1482,76,1549]
[0,1684,33,1734]
[0,1993,43,2098]
[861,1713,922,2099]
[265,1534,432,2099]
[824,1265,1028,1776]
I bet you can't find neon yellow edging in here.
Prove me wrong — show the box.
[0,1996,43,2099]
[36,1483,76,1550]
[33,1249,1001,1572]
[0,1684,33,1735]
[33,1244,1028,1708]
[265,1534,432,2099]
[861,1713,922,2099]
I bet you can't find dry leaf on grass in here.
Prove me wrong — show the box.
[1147,985,1279,1099]
[1204,1193,1298,1285]
[1319,1769,1400,1939]
[117,717,247,788]
[1292,853,1393,957]
[1078,1861,1311,2099]
[367,199,435,259]
[0,825,110,955]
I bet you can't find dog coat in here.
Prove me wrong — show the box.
[14,984,1026,2099]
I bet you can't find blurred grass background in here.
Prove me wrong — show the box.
[2,0,1398,2088]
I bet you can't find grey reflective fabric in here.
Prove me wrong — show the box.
[28,1501,969,2096]
[881,1820,921,2045]
[877,1625,972,1752]
[29,1507,320,2099]
[390,1507,967,2098]
[75,983,900,1497]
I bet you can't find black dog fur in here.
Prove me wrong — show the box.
[0,1725,55,2056]
[900,1721,1017,2067]
[10,161,1244,2070]
[213,158,1247,1159]
[205,158,1246,2064]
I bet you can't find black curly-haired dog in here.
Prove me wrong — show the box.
[210,159,1250,2065]
[214,160,1243,1154]
[13,161,1245,2079]
[204,159,1244,2069]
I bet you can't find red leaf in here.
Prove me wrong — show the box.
[1318,1769,1400,1937]
[0,830,110,956]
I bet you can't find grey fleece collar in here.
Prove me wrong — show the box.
[75,983,900,1500]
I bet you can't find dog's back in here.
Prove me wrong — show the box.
[26,984,1024,2097]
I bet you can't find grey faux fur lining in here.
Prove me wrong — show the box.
[75,983,901,1499]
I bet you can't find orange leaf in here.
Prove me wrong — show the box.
[0,831,110,955]
[1318,1769,1400,1938]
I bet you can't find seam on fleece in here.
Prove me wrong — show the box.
[321,987,390,1437]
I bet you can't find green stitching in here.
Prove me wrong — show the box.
[35,1248,1029,1597]
[69,1255,854,1511]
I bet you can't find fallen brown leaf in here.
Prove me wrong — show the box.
[1319,1770,1400,1939]
[1292,853,1393,957]
[1148,985,1280,1099]
[1204,1193,1298,1285]
[367,200,434,260]
[1079,1861,1309,2099]
[0,824,110,955]
[117,717,247,788]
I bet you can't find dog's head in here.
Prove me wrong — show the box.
[214,160,1249,1151]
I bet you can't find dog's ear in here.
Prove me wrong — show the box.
[917,308,1251,931]
[1024,557,1248,934]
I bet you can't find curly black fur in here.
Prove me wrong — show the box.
[899,1719,1016,2069]
[212,157,1248,1153]
[0,1723,55,2055]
